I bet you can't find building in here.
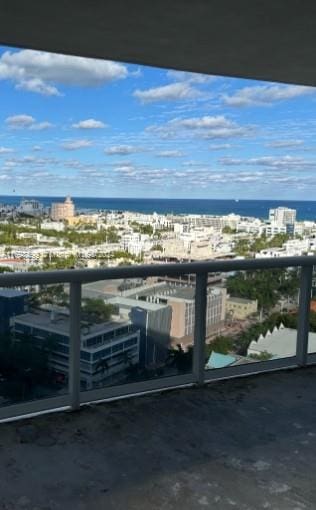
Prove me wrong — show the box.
[269,207,296,227]
[125,282,226,340]
[18,199,44,217]
[13,310,140,390]
[121,232,152,256]
[51,196,75,221]
[107,296,172,366]
[247,324,316,358]
[41,220,66,232]
[67,214,98,227]
[0,289,28,335]
[226,296,258,320]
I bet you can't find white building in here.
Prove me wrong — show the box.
[121,233,152,256]
[264,224,287,236]
[247,324,316,358]
[41,220,66,232]
[18,199,43,217]
[269,207,296,227]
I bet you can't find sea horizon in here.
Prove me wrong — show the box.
[1,195,316,221]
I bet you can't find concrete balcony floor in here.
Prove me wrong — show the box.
[1,367,316,510]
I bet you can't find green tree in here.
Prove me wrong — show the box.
[205,336,234,356]
[82,298,115,323]
[222,226,236,234]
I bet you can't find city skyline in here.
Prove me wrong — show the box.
[0,45,316,199]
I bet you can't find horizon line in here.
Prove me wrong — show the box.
[0,194,316,203]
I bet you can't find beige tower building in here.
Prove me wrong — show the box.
[51,196,75,221]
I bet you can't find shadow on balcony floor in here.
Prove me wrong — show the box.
[1,367,316,510]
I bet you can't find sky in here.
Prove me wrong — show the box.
[0,45,315,200]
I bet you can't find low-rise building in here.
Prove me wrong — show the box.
[226,296,258,320]
[41,221,66,232]
[18,199,43,217]
[247,324,316,358]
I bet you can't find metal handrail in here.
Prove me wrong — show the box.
[0,255,315,286]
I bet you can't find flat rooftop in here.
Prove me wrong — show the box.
[0,289,28,298]
[108,295,169,312]
[227,296,257,304]
[14,310,128,338]
[1,367,316,509]
[127,283,223,302]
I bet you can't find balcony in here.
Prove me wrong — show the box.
[0,255,314,419]
[0,257,315,507]
[0,366,315,508]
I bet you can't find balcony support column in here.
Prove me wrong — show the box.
[296,265,313,366]
[193,272,208,385]
[69,281,82,410]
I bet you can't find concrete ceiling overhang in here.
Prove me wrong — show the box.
[0,0,316,86]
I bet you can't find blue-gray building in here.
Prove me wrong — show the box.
[13,310,140,389]
[0,289,27,335]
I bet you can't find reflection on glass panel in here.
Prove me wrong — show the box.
[0,284,69,407]
[308,266,316,355]
[80,275,195,390]
[205,267,300,372]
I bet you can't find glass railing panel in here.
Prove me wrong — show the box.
[307,265,316,359]
[80,274,195,391]
[0,283,69,407]
[204,267,300,375]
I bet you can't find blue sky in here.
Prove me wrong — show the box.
[0,45,315,200]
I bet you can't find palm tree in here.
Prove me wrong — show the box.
[167,344,193,373]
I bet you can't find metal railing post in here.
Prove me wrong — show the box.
[296,265,313,366]
[69,281,81,410]
[193,272,208,385]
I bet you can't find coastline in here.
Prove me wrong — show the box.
[1,195,316,220]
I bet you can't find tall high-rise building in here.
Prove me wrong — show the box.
[51,196,75,221]
[269,207,296,227]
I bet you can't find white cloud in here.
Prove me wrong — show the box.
[265,140,304,148]
[147,115,254,140]
[30,121,54,131]
[209,143,234,150]
[16,78,60,96]
[156,150,184,157]
[219,155,315,170]
[5,114,35,128]
[0,49,128,96]
[105,145,141,155]
[5,114,53,130]
[203,126,252,139]
[0,146,14,154]
[166,70,215,84]
[72,118,106,129]
[222,84,313,107]
[174,115,232,129]
[61,139,93,150]
[133,82,202,103]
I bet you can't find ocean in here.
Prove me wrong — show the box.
[1,196,316,221]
